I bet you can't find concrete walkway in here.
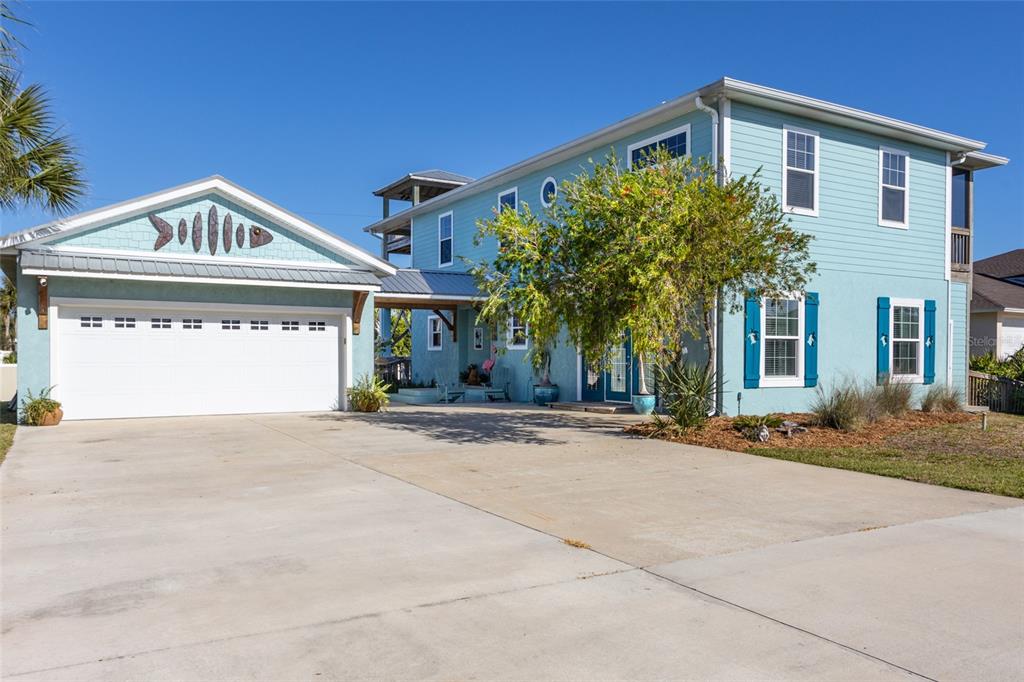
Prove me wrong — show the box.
[2,404,1021,680]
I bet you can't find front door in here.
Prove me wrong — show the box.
[581,331,632,402]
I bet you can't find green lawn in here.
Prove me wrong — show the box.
[751,413,1024,498]
[0,422,15,466]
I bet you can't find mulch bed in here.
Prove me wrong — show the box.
[624,411,978,451]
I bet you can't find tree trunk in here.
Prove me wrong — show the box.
[637,353,650,395]
[702,301,716,380]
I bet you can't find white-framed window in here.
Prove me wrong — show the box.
[890,298,924,382]
[782,126,819,216]
[282,321,299,331]
[507,314,528,350]
[113,317,136,329]
[438,211,453,267]
[80,316,102,328]
[540,177,557,207]
[879,147,910,228]
[498,187,518,213]
[627,123,690,168]
[427,315,443,351]
[151,317,171,329]
[308,321,326,332]
[182,318,202,330]
[250,320,269,331]
[473,326,485,350]
[760,297,804,387]
[221,319,240,330]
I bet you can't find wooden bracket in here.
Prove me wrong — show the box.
[352,291,369,334]
[432,308,457,342]
[37,277,49,330]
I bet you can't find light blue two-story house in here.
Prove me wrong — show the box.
[366,78,1006,414]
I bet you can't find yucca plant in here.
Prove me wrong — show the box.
[654,362,716,431]
[347,374,391,413]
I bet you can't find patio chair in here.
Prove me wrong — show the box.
[435,370,466,403]
[484,366,511,402]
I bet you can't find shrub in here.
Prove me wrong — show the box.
[21,386,61,425]
[810,382,864,431]
[870,375,914,417]
[347,374,391,412]
[2,351,15,365]
[920,384,963,413]
[655,362,715,431]
[971,346,1024,381]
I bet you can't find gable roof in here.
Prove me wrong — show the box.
[973,273,1024,312]
[1,176,396,276]
[364,76,1008,236]
[975,249,1024,280]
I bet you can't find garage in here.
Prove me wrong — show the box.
[52,302,347,420]
[1,176,395,421]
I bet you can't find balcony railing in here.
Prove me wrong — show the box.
[951,228,971,272]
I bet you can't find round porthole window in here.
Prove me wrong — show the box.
[540,177,557,207]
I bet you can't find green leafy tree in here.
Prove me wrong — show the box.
[471,147,815,397]
[1,2,85,214]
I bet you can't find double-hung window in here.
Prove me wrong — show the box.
[891,301,922,381]
[783,127,819,215]
[438,211,453,267]
[627,124,690,168]
[879,148,909,227]
[507,314,528,350]
[762,298,803,386]
[427,315,443,351]
[498,188,518,213]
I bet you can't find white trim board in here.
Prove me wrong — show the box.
[23,268,380,292]
[877,145,911,229]
[781,124,820,218]
[32,245,365,271]
[626,123,692,167]
[4,176,396,276]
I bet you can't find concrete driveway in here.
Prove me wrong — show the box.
[2,404,1022,680]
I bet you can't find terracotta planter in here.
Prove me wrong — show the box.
[38,407,63,426]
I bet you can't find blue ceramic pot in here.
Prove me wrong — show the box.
[632,394,656,415]
[533,384,560,406]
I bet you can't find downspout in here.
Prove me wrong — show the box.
[695,94,725,413]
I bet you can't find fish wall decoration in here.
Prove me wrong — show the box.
[148,210,274,253]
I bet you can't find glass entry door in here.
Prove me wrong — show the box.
[580,332,632,402]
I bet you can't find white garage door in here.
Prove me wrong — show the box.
[1001,315,1024,359]
[53,302,346,420]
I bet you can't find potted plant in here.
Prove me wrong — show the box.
[631,350,656,415]
[532,347,559,406]
[21,386,63,426]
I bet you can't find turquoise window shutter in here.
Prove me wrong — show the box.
[744,295,760,389]
[877,297,890,384]
[804,292,819,387]
[924,299,936,385]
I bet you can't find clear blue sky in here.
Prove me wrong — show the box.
[3,1,1022,260]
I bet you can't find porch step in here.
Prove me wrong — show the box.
[548,401,635,414]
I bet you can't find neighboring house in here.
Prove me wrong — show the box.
[971,249,1024,359]
[0,177,394,420]
[365,77,1008,413]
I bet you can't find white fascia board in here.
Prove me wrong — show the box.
[23,268,381,292]
[4,176,397,277]
[376,292,480,302]
[31,245,366,272]
[721,78,987,152]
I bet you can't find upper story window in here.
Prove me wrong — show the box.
[627,124,690,168]
[951,168,970,229]
[879,148,909,228]
[762,298,802,385]
[783,127,819,216]
[507,314,528,350]
[498,188,518,213]
[540,177,557,207]
[891,302,923,380]
[438,211,453,267]
[427,315,443,351]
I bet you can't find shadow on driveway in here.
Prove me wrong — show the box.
[304,406,638,446]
